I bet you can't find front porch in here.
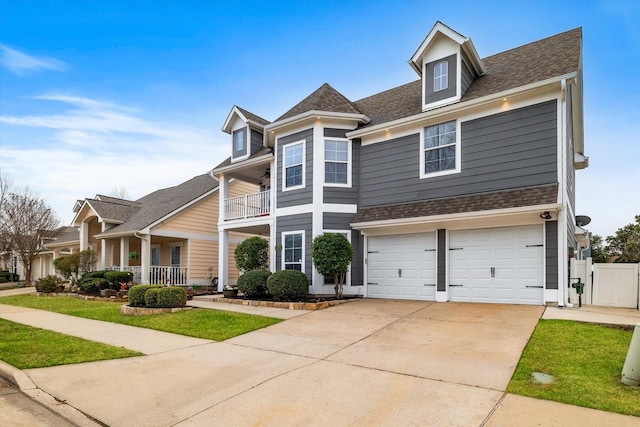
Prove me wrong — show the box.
[106,265,189,286]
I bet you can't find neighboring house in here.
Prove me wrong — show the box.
[32,226,79,280]
[212,22,587,306]
[35,173,256,286]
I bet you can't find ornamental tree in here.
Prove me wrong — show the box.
[311,233,353,298]
[234,236,269,272]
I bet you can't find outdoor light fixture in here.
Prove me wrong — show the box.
[539,211,552,220]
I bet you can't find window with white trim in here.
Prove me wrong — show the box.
[423,120,458,176]
[434,61,448,92]
[234,128,245,152]
[283,142,304,190]
[324,139,350,185]
[283,231,304,272]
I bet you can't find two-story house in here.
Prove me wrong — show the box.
[212,22,587,306]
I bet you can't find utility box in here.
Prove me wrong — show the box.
[622,323,640,386]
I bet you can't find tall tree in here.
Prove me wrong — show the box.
[606,215,640,263]
[0,187,60,284]
[0,173,14,269]
[589,234,610,263]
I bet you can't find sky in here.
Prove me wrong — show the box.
[0,0,638,239]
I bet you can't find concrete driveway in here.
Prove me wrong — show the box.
[23,299,544,426]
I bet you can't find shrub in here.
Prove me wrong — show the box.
[79,278,109,295]
[128,284,162,307]
[311,233,353,298]
[104,271,133,290]
[36,275,64,293]
[237,270,271,298]
[266,270,309,301]
[144,286,187,308]
[234,236,269,272]
[81,270,107,280]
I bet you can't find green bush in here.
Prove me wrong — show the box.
[144,287,187,308]
[128,284,162,307]
[234,236,269,272]
[81,270,107,280]
[36,275,64,293]
[104,271,133,290]
[79,278,109,295]
[0,277,6,283]
[266,270,309,301]
[237,270,271,298]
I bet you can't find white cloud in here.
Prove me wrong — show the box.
[0,94,229,225]
[0,44,67,75]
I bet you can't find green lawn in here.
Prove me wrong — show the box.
[508,319,640,417]
[0,295,282,341]
[0,318,141,369]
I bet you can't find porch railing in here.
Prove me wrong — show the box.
[224,190,270,221]
[106,266,187,285]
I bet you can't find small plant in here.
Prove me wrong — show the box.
[311,233,353,298]
[234,236,269,272]
[266,270,308,301]
[144,286,187,308]
[128,251,139,260]
[237,270,271,298]
[128,284,163,307]
[104,271,133,290]
[79,278,109,295]
[35,275,64,293]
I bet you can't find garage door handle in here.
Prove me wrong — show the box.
[398,269,402,277]
[526,285,544,288]
[424,283,436,287]
[449,284,463,287]
[367,282,379,285]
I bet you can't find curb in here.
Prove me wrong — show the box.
[0,360,36,390]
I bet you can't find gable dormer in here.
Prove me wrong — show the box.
[410,22,485,112]
[222,105,270,163]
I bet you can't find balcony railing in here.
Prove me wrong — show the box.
[224,190,270,221]
[106,266,188,285]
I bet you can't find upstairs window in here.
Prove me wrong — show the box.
[234,128,245,151]
[423,120,458,176]
[324,140,350,185]
[283,231,304,272]
[283,141,304,190]
[434,61,448,92]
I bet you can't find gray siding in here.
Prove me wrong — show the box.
[275,213,313,281]
[566,85,576,211]
[360,100,558,207]
[324,140,360,204]
[232,127,248,159]
[250,129,263,156]
[323,213,355,230]
[350,230,363,286]
[276,129,313,208]
[425,54,457,105]
[545,220,558,290]
[437,229,446,292]
[567,210,577,252]
[461,60,474,95]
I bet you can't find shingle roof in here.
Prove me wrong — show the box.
[212,146,273,171]
[352,27,582,128]
[235,106,271,126]
[276,83,363,122]
[46,226,79,247]
[98,173,218,235]
[352,184,558,224]
[86,199,142,222]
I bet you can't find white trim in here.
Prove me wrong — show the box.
[275,204,314,217]
[282,230,305,272]
[281,140,306,192]
[149,229,218,241]
[211,153,273,175]
[312,125,324,288]
[351,203,562,231]
[323,138,352,188]
[231,126,249,163]
[322,203,358,214]
[265,110,369,133]
[434,60,448,92]
[419,119,461,179]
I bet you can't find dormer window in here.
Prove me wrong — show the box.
[234,128,245,151]
[232,127,248,160]
[434,61,448,92]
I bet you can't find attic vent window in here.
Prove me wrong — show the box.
[434,61,448,92]
[234,128,245,152]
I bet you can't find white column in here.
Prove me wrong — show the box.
[100,239,108,270]
[79,222,89,251]
[218,173,228,223]
[140,235,150,284]
[269,222,276,272]
[120,237,129,268]
[218,230,228,291]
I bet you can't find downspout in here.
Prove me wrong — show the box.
[560,79,573,308]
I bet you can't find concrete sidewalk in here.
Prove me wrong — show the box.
[0,292,638,426]
[543,304,640,327]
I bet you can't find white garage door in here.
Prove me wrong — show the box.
[449,225,544,305]
[367,233,437,300]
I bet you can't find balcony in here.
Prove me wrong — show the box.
[224,190,270,221]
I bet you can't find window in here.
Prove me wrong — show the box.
[283,232,304,272]
[233,128,245,152]
[324,140,350,185]
[151,246,161,266]
[423,120,457,175]
[434,61,448,92]
[170,245,181,267]
[283,142,304,190]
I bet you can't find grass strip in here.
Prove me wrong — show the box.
[508,319,639,417]
[0,295,281,341]
[0,318,141,369]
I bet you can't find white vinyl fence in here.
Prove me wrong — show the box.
[570,258,639,309]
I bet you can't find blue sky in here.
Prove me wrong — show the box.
[0,0,638,238]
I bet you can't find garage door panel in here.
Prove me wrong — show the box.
[449,225,544,305]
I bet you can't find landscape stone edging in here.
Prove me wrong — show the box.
[213,297,357,311]
[120,305,193,316]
